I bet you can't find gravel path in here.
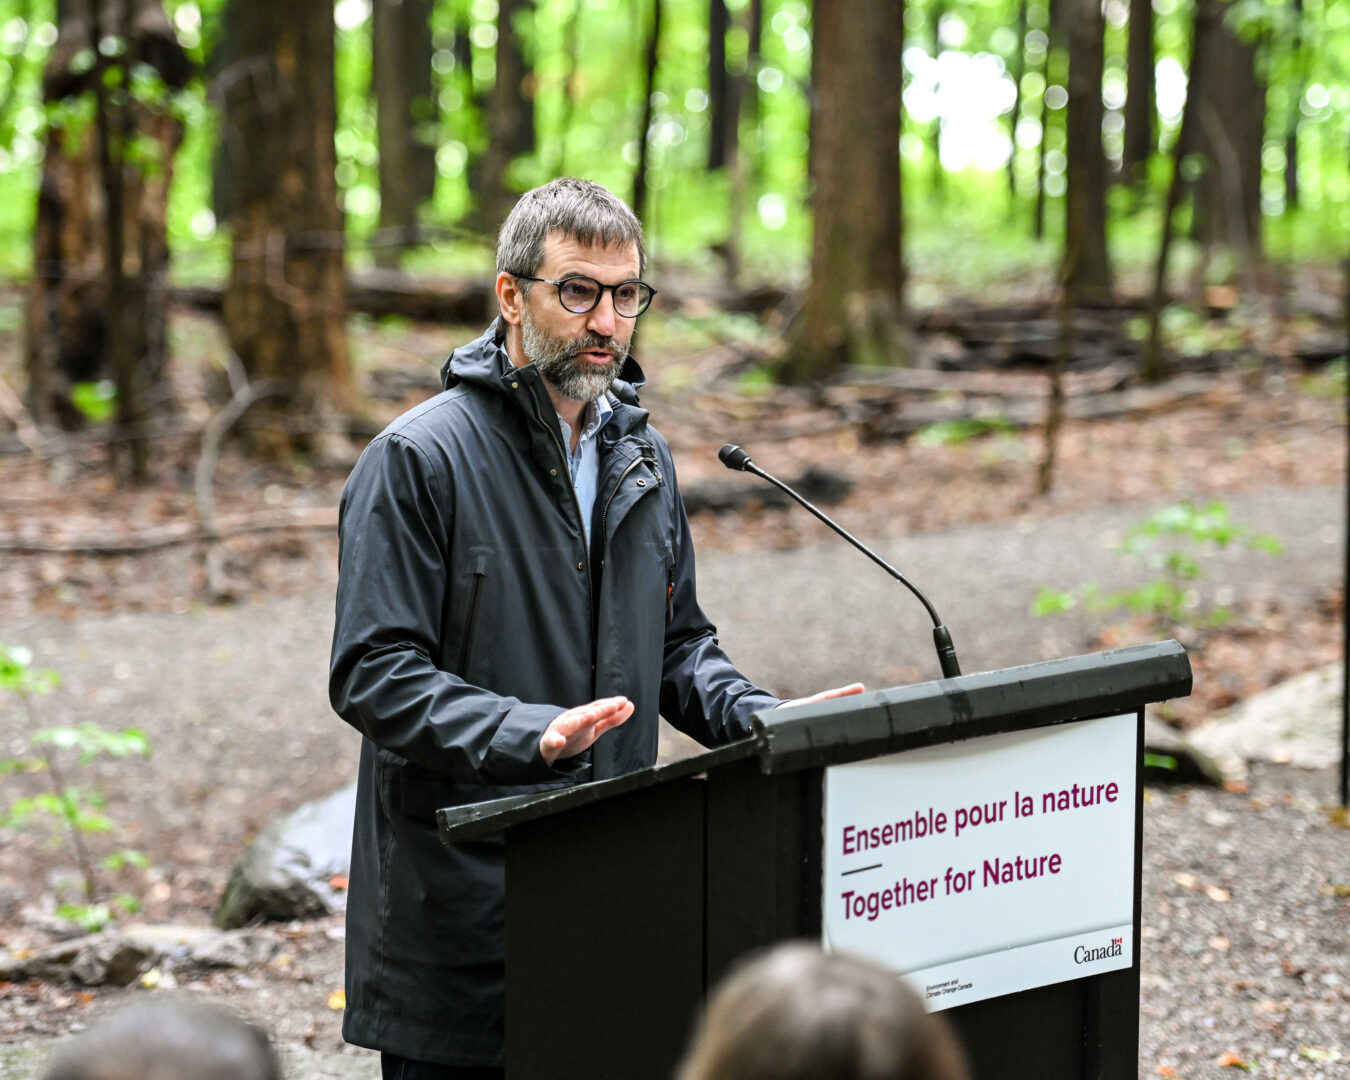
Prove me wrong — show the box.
[1,483,1346,1078]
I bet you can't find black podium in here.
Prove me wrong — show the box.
[439,640,1191,1080]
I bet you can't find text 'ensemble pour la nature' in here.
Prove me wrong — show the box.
[838,781,1121,923]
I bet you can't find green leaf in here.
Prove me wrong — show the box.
[56,902,112,933]
[1144,753,1179,771]
[916,417,1015,447]
[70,381,118,423]
[1031,587,1078,616]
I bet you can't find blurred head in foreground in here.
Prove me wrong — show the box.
[41,999,281,1080]
[678,943,969,1080]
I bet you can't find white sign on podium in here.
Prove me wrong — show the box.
[822,712,1137,1011]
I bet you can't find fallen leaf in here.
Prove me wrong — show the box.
[1299,1047,1341,1063]
[1215,1052,1248,1069]
[329,875,349,891]
[140,967,161,990]
[1327,806,1350,829]
[1205,885,1231,903]
[1175,873,1197,890]
[1222,779,1248,795]
[1209,936,1230,951]
[76,992,95,1005]
[1158,1067,1177,1077]
[1232,980,1255,991]
[327,990,346,1011]
[1322,883,1350,897]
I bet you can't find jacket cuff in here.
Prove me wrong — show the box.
[484,703,585,783]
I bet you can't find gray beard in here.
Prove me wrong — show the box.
[522,310,629,404]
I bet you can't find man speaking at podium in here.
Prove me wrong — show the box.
[330,178,862,1080]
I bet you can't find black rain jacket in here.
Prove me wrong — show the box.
[329,322,779,1066]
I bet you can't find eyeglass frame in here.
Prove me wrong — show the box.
[510,273,658,318]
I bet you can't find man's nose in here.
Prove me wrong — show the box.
[586,290,619,337]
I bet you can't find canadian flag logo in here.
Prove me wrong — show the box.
[1112,937,1122,946]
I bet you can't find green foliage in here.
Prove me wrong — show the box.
[916,416,1016,447]
[0,642,152,917]
[1032,501,1284,631]
[69,381,118,423]
[1299,358,1347,400]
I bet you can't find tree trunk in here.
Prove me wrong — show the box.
[721,0,761,287]
[632,0,661,219]
[782,0,903,381]
[1193,1,1264,258]
[373,0,437,269]
[1122,0,1155,185]
[1284,0,1303,210]
[220,0,353,454]
[929,0,945,201]
[707,0,730,171]
[25,0,191,467]
[1032,0,1060,240]
[1144,0,1215,382]
[473,0,536,230]
[1006,0,1027,201]
[1063,0,1112,298]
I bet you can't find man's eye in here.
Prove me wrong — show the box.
[615,284,639,304]
[560,280,597,302]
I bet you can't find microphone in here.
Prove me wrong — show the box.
[718,443,962,679]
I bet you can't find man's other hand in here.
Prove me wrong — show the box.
[540,696,635,764]
[777,683,867,710]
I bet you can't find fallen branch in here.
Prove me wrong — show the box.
[0,507,338,555]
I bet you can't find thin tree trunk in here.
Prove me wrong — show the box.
[474,0,536,230]
[1006,0,1027,202]
[550,0,583,177]
[707,0,730,170]
[1032,4,1058,240]
[1144,0,1214,382]
[1122,0,1155,186]
[220,0,353,455]
[722,0,762,288]
[1284,0,1304,210]
[1063,0,1112,297]
[373,0,437,269]
[632,0,662,219]
[929,0,945,201]
[782,0,903,380]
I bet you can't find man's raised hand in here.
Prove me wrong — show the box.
[539,696,635,764]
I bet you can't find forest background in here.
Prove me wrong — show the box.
[0,0,1348,1070]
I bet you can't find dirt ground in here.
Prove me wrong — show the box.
[0,295,1347,1073]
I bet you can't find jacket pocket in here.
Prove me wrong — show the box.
[455,548,492,677]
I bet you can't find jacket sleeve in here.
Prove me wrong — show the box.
[657,454,782,745]
[329,432,580,783]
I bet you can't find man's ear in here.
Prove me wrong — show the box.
[496,272,525,327]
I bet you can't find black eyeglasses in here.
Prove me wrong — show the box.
[512,274,657,318]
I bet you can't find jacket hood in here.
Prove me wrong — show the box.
[440,318,646,406]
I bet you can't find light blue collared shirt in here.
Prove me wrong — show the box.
[557,393,615,542]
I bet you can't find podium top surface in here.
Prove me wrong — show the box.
[439,639,1190,845]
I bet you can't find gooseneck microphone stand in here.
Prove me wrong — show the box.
[718,443,962,680]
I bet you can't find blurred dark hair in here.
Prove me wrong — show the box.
[41,999,281,1080]
[677,943,969,1080]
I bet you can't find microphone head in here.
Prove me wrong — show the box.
[718,444,752,472]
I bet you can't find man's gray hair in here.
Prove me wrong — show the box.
[496,178,646,282]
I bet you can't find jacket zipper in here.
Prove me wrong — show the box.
[597,454,652,546]
[526,385,593,607]
[455,552,488,674]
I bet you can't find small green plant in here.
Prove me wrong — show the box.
[915,416,1016,447]
[1032,501,1283,631]
[0,644,151,931]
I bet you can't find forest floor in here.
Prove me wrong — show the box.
[0,274,1347,1076]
